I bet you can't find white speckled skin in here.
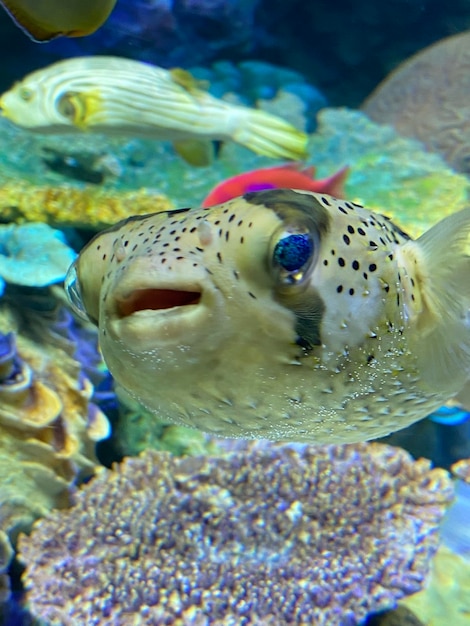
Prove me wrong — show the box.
[67,190,470,443]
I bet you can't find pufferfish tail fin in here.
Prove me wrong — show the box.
[404,207,470,391]
[231,107,308,161]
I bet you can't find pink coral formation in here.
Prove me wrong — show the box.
[19,442,453,625]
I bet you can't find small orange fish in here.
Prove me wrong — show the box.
[202,163,349,207]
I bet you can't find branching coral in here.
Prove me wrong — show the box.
[19,442,453,625]
[0,304,110,601]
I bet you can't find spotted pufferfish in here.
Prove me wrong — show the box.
[65,189,470,443]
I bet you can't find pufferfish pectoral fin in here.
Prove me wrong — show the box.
[455,379,470,413]
[402,207,470,392]
[172,139,215,167]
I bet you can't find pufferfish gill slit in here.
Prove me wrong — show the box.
[65,189,470,444]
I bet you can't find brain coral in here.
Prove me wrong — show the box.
[19,442,453,626]
[361,31,470,175]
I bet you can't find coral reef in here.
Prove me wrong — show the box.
[362,31,470,174]
[0,222,76,294]
[0,107,466,234]
[0,303,109,601]
[190,59,327,130]
[308,108,470,237]
[19,442,453,625]
[401,545,470,626]
[452,459,470,484]
[400,480,470,624]
[0,181,173,229]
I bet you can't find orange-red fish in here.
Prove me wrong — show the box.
[202,163,349,207]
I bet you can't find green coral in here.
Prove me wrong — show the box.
[308,108,470,237]
[0,108,466,238]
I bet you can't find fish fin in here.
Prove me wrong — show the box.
[56,90,103,129]
[278,162,316,177]
[403,207,470,391]
[173,140,214,167]
[231,108,308,160]
[299,165,316,177]
[455,380,470,412]
[320,165,349,198]
[170,68,209,93]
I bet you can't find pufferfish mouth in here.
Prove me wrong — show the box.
[116,288,202,317]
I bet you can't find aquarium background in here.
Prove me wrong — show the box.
[0,0,470,624]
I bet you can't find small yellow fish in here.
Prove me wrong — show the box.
[65,190,470,443]
[0,57,308,166]
[0,0,117,42]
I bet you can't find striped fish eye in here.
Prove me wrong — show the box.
[271,228,318,287]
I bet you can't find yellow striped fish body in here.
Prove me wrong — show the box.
[0,57,308,163]
[0,0,116,41]
[65,190,470,443]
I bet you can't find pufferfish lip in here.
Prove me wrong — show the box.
[115,287,202,318]
[107,282,211,345]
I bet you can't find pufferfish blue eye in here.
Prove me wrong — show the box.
[64,261,90,322]
[272,231,317,286]
[274,233,313,271]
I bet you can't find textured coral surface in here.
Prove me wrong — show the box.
[19,442,453,625]
[362,31,470,174]
[0,302,109,601]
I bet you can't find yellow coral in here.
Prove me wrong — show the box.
[0,181,174,229]
[0,304,109,600]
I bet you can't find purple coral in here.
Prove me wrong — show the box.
[19,442,453,625]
